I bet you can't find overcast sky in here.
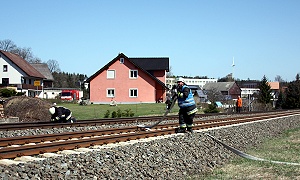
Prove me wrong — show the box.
[1,0,299,82]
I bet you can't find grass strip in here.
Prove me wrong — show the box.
[194,127,300,179]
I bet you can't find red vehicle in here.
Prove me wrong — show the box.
[61,90,82,101]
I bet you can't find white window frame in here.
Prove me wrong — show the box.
[129,70,138,79]
[107,70,115,79]
[129,88,138,97]
[120,58,124,64]
[107,88,115,98]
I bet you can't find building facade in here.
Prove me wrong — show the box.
[86,53,169,104]
[166,77,218,89]
[0,50,46,97]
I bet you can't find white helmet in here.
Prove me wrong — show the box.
[49,107,55,115]
[176,77,185,83]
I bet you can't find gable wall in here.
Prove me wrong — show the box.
[152,70,166,102]
[90,58,157,104]
[229,83,241,99]
[0,54,26,84]
[152,70,165,82]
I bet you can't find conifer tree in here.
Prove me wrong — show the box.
[257,75,272,105]
[284,74,300,108]
[275,90,285,109]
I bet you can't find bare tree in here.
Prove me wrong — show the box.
[47,59,61,73]
[0,39,17,51]
[275,75,285,82]
[11,47,33,61]
[205,87,224,103]
[296,73,300,81]
[29,57,42,63]
[0,39,42,62]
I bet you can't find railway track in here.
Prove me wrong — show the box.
[0,110,287,131]
[0,110,299,160]
[0,115,180,131]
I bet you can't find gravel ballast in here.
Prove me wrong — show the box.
[0,115,299,180]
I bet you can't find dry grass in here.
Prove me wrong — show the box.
[193,128,300,180]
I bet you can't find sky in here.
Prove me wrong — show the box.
[1,0,300,82]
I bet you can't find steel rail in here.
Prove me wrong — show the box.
[0,115,178,131]
[0,111,299,159]
[0,129,174,159]
[0,110,290,131]
[0,111,296,147]
[0,127,138,147]
[0,114,219,131]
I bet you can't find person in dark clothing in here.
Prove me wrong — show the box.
[170,77,198,133]
[49,106,76,123]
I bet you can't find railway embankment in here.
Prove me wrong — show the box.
[0,114,299,179]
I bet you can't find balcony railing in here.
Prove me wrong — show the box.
[22,84,42,90]
[0,84,43,90]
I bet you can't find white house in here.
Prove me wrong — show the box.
[0,50,46,97]
[240,88,260,98]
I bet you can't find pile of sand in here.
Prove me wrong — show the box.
[4,96,52,122]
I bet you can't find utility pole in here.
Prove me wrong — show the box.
[232,57,235,80]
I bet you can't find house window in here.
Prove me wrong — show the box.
[129,88,138,97]
[107,88,115,97]
[3,65,7,72]
[107,70,115,79]
[120,58,124,64]
[130,70,138,79]
[2,78,9,86]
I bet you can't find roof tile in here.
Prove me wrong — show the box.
[0,50,45,78]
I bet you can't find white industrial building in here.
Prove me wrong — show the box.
[166,77,218,89]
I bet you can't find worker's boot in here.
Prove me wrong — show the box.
[67,117,76,123]
[186,127,193,133]
[175,127,186,133]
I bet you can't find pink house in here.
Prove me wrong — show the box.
[86,53,169,104]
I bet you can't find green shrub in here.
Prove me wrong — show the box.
[129,112,134,117]
[204,103,220,113]
[0,88,17,97]
[116,109,122,117]
[123,108,135,117]
[104,110,110,118]
[111,111,117,118]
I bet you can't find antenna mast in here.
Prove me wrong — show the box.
[232,57,235,79]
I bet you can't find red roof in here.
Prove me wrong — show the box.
[0,50,45,78]
[268,82,279,90]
